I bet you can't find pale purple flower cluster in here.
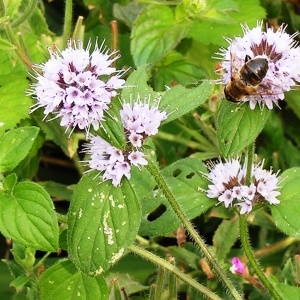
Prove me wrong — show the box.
[204,158,280,214]
[216,21,300,109]
[120,95,167,147]
[28,39,125,132]
[84,97,167,186]
[84,136,147,186]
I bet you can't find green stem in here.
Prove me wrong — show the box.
[155,131,216,152]
[239,215,282,300]
[11,0,38,27]
[0,0,5,18]
[57,213,68,223]
[5,22,32,69]
[154,266,165,300]
[72,16,84,40]
[245,143,254,185]
[129,245,222,300]
[139,0,179,4]
[193,113,218,148]
[146,160,242,300]
[168,256,177,300]
[33,252,51,271]
[62,0,73,46]
[135,235,167,253]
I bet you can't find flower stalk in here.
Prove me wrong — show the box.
[239,215,282,300]
[146,159,243,300]
[62,0,73,46]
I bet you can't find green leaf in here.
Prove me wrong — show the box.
[0,126,39,172]
[285,90,300,120]
[1,259,24,280]
[122,65,156,101]
[3,0,22,18]
[68,172,141,275]
[217,102,270,157]
[40,259,109,300]
[12,129,44,180]
[0,181,59,251]
[95,99,126,149]
[122,66,213,125]
[201,0,239,23]
[0,37,15,50]
[3,173,17,191]
[38,181,74,202]
[10,274,30,292]
[32,110,70,157]
[187,0,266,46]
[213,218,239,260]
[28,5,52,36]
[275,283,300,299]
[113,2,146,29]
[153,51,207,91]
[11,243,35,269]
[131,4,192,66]
[105,273,149,295]
[271,168,300,238]
[160,80,213,124]
[0,73,32,134]
[139,157,215,236]
[282,258,297,286]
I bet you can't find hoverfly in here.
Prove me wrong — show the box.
[224,54,269,103]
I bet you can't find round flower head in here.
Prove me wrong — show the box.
[120,94,167,146]
[216,21,300,109]
[28,39,125,133]
[83,136,148,186]
[203,158,281,214]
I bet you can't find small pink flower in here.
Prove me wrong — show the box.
[230,257,246,275]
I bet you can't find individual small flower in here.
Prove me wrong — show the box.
[83,135,148,186]
[215,20,300,109]
[230,257,246,275]
[128,150,148,167]
[120,94,167,141]
[203,158,281,214]
[28,39,125,133]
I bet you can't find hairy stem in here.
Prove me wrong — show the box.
[146,160,243,300]
[239,215,282,300]
[62,0,73,46]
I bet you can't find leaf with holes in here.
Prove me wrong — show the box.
[138,157,214,236]
[0,179,59,252]
[217,102,270,157]
[40,259,108,300]
[68,172,141,275]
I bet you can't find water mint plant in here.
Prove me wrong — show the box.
[1,1,300,300]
